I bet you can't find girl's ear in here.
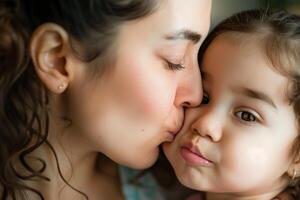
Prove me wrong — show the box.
[287,151,300,180]
[29,23,72,94]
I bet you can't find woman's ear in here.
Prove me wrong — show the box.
[30,23,71,94]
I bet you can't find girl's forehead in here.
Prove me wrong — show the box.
[203,33,291,104]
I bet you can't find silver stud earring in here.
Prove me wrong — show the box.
[57,82,67,92]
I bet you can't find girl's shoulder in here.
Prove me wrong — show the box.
[119,166,166,200]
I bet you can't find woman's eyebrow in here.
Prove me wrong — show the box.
[164,29,202,44]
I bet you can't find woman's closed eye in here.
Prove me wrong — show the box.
[167,61,185,71]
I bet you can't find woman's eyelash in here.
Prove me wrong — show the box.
[167,61,185,70]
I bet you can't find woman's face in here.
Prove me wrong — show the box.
[64,0,211,168]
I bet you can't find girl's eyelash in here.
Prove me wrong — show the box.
[234,109,262,123]
[235,111,256,122]
[167,61,185,70]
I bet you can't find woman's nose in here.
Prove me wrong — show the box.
[174,62,202,108]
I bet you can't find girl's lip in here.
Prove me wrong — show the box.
[180,143,213,166]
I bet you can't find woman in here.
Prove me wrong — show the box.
[0,0,211,199]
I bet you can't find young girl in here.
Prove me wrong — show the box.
[163,9,300,200]
[0,0,212,199]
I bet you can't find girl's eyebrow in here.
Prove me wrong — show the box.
[201,70,276,109]
[235,87,277,110]
[203,69,277,109]
[164,29,202,44]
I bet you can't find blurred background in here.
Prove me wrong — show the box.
[211,0,300,28]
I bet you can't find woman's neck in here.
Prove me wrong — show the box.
[23,110,124,199]
[26,139,124,200]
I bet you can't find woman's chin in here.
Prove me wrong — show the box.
[127,150,159,169]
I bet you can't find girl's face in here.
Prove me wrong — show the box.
[63,0,211,169]
[163,34,299,198]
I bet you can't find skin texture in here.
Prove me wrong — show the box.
[28,0,211,199]
[163,33,299,200]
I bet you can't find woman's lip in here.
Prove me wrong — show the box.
[169,131,178,137]
[165,131,177,142]
[180,144,213,166]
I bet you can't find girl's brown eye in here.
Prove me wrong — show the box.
[235,111,256,122]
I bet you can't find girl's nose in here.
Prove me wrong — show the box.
[191,109,223,142]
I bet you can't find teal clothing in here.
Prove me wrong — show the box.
[119,166,166,200]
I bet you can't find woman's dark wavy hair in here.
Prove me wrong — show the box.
[198,9,300,199]
[0,0,158,199]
